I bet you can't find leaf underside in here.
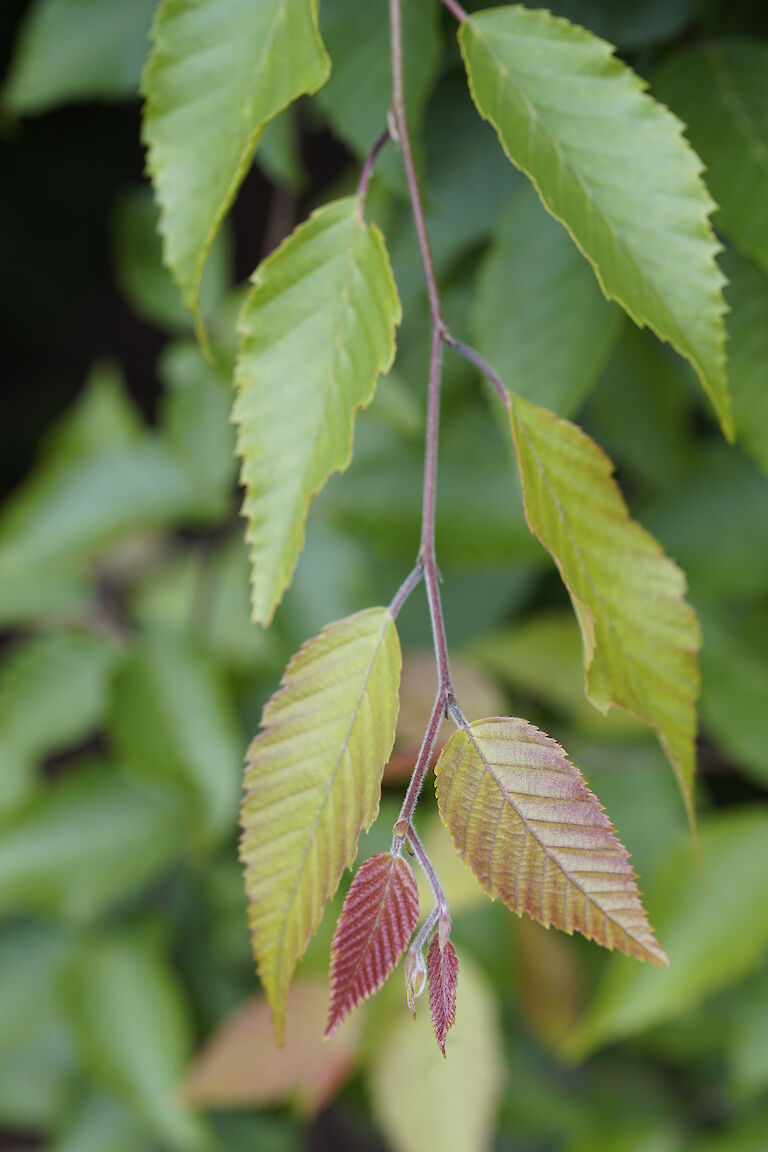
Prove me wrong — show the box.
[435,717,668,966]
[460,5,732,439]
[509,393,701,826]
[326,852,419,1036]
[427,935,458,1056]
[233,196,401,626]
[240,608,402,1043]
[142,0,329,324]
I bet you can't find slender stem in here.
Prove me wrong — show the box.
[394,691,445,843]
[443,333,510,410]
[389,563,424,619]
[407,824,449,917]
[440,0,469,21]
[412,903,440,955]
[389,0,443,328]
[356,128,390,201]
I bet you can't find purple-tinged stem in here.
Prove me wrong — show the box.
[408,824,450,924]
[356,128,391,202]
[440,0,470,22]
[389,563,424,619]
[443,333,510,410]
[394,691,445,844]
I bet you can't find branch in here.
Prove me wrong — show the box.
[356,127,391,201]
[443,332,510,410]
[440,0,470,21]
[393,690,445,843]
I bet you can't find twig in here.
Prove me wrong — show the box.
[357,127,391,201]
[443,332,510,409]
[394,690,446,842]
[407,823,450,921]
[440,0,470,22]
[389,563,424,619]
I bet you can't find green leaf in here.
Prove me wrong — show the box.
[3,0,156,114]
[549,0,695,50]
[240,607,401,1042]
[459,5,733,439]
[568,809,768,1056]
[141,0,330,329]
[110,633,244,844]
[721,249,768,477]
[654,40,768,276]
[507,393,701,825]
[0,630,117,815]
[369,952,503,1152]
[699,611,768,786]
[729,967,768,1099]
[316,0,440,187]
[52,1097,153,1152]
[64,929,207,1151]
[473,183,623,416]
[0,764,188,921]
[233,197,401,625]
[112,188,231,334]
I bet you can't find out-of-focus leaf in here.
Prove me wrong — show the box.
[515,916,586,1051]
[699,611,768,785]
[459,5,732,439]
[41,362,143,465]
[0,630,117,814]
[326,852,419,1035]
[0,764,188,921]
[51,1096,153,1152]
[0,1019,76,1133]
[256,108,305,190]
[721,249,768,477]
[64,928,207,1151]
[387,650,505,781]
[241,609,401,1042]
[142,0,329,326]
[729,966,768,1098]
[112,188,231,333]
[654,40,768,275]
[234,197,400,625]
[687,1113,768,1152]
[549,0,695,49]
[0,923,71,1056]
[646,445,768,601]
[158,342,237,517]
[316,0,440,188]
[369,951,503,1152]
[508,394,701,823]
[436,718,667,964]
[110,633,243,844]
[569,809,768,1056]
[474,184,623,416]
[3,0,156,114]
[469,612,644,739]
[185,977,361,1113]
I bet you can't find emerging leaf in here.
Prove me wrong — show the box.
[233,197,401,625]
[459,5,732,439]
[508,393,701,826]
[427,935,458,1057]
[141,0,329,329]
[240,608,402,1043]
[326,852,419,1036]
[435,717,668,966]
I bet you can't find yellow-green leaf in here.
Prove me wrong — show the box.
[240,608,401,1043]
[459,5,732,439]
[141,0,329,330]
[509,393,701,825]
[435,717,667,966]
[234,197,401,625]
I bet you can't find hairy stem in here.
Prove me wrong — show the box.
[408,823,450,922]
[389,563,424,619]
[394,691,445,847]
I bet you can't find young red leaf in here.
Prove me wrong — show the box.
[326,852,419,1035]
[427,935,458,1057]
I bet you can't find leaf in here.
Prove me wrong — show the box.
[435,717,667,965]
[721,249,768,477]
[0,764,188,921]
[386,650,505,782]
[654,40,768,275]
[241,608,402,1042]
[459,5,732,439]
[473,183,623,417]
[184,978,361,1113]
[234,197,401,624]
[141,0,329,327]
[0,630,117,815]
[326,852,419,1036]
[51,1097,151,1152]
[64,929,206,1152]
[3,0,156,114]
[427,936,458,1057]
[568,809,768,1057]
[699,611,768,786]
[110,633,244,844]
[508,393,701,824]
[369,950,503,1152]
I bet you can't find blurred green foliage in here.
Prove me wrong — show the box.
[1,0,768,1150]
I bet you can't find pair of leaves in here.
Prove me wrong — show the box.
[240,608,401,1041]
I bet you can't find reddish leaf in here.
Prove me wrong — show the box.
[326,852,419,1035]
[427,935,458,1056]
